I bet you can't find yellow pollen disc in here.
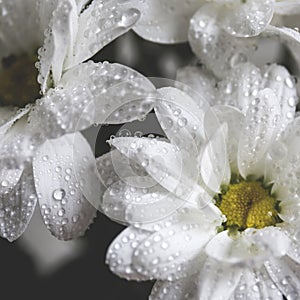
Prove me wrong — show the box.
[217,181,279,230]
[0,54,40,108]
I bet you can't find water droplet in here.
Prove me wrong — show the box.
[52,188,66,201]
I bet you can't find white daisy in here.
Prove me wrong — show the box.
[133,0,300,44]
[99,61,300,299]
[0,0,155,241]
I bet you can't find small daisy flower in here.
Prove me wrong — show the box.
[100,61,300,299]
[0,0,154,241]
[133,0,300,44]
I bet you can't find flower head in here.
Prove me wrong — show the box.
[0,0,155,241]
[100,61,300,299]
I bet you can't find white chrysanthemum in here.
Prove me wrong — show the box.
[133,0,300,44]
[0,0,155,241]
[99,61,300,299]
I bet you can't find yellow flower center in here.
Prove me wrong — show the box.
[0,53,40,108]
[216,180,281,231]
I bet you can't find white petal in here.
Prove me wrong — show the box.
[32,132,98,240]
[188,3,254,78]
[287,238,300,264]
[206,227,290,264]
[102,180,184,224]
[69,0,140,67]
[265,256,300,299]
[0,168,23,196]
[132,215,214,280]
[155,87,209,155]
[238,88,281,179]
[219,0,274,37]
[38,0,78,92]
[211,105,244,174]
[96,150,128,188]
[0,167,37,242]
[197,259,241,300]
[216,62,262,113]
[274,0,300,15]
[271,117,300,203]
[231,267,282,300]
[263,25,300,75]
[200,123,230,192]
[262,64,298,133]
[110,137,209,207]
[30,62,155,138]
[176,65,217,105]
[0,116,42,170]
[150,277,199,300]
[106,227,151,280]
[133,0,200,44]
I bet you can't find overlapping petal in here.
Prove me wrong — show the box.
[133,0,201,43]
[32,132,98,240]
[0,167,37,242]
[30,62,155,139]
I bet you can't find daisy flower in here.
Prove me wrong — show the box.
[99,61,300,299]
[0,0,155,241]
[133,0,300,44]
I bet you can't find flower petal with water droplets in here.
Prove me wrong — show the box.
[206,227,290,264]
[106,227,151,281]
[38,0,78,92]
[231,267,283,300]
[110,137,210,207]
[265,256,300,299]
[176,65,217,105]
[133,0,200,44]
[237,88,281,179]
[216,62,262,113]
[219,0,274,37]
[210,105,244,174]
[197,258,241,300]
[32,132,98,240]
[270,117,300,205]
[132,214,213,280]
[155,87,209,155]
[188,3,255,78]
[69,0,141,67]
[102,179,184,224]
[30,61,155,139]
[150,277,199,300]
[0,167,37,242]
[200,123,230,192]
[262,64,298,133]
